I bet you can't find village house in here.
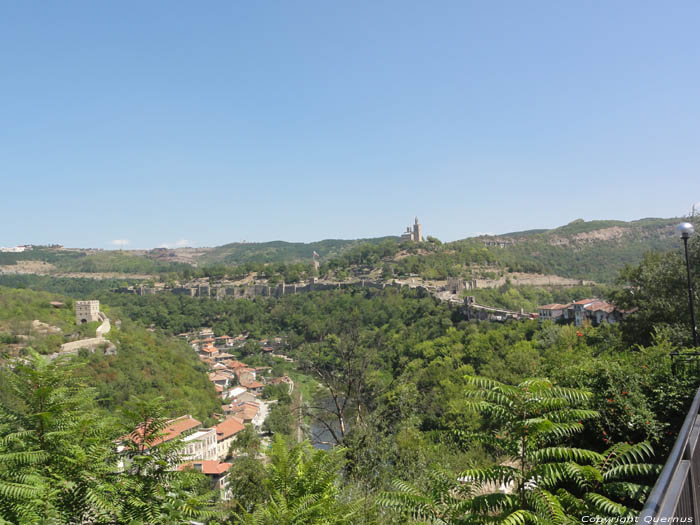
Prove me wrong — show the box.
[178,461,232,500]
[235,367,256,385]
[182,427,218,461]
[208,372,232,389]
[240,379,265,394]
[117,415,215,469]
[585,301,624,325]
[269,376,294,393]
[214,336,234,347]
[222,401,260,426]
[197,345,219,358]
[537,298,626,327]
[214,418,246,460]
[537,304,568,323]
[228,386,248,400]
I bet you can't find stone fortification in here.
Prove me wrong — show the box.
[75,300,100,324]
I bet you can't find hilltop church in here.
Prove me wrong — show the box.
[400,217,423,242]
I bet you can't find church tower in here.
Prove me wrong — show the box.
[413,217,422,242]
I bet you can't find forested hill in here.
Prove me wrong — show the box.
[199,236,398,265]
[318,217,682,283]
[465,217,681,282]
[0,286,220,422]
[0,217,682,283]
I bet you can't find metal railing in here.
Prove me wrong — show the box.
[640,385,700,520]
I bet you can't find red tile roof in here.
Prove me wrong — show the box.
[125,415,201,446]
[214,418,245,441]
[538,303,568,310]
[241,380,264,389]
[179,460,232,475]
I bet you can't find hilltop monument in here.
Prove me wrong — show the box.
[400,217,423,242]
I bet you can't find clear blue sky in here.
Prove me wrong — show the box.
[2,1,699,249]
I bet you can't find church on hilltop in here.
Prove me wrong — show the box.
[400,217,423,242]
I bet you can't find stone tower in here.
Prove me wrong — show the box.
[75,300,100,324]
[413,217,423,242]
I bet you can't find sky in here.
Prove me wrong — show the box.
[1,1,699,249]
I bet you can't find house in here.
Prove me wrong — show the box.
[199,356,216,367]
[222,401,260,425]
[214,352,236,362]
[223,359,248,371]
[584,301,624,325]
[215,336,234,347]
[572,299,597,326]
[179,460,232,500]
[182,427,218,461]
[240,380,264,394]
[269,376,293,393]
[236,367,256,385]
[537,304,569,323]
[208,372,231,389]
[235,391,259,404]
[228,386,248,400]
[269,376,293,387]
[214,418,246,460]
[125,415,202,448]
[198,345,219,358]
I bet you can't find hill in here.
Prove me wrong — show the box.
[198,236,399,265]
[468,217,680,282]
[319,217,681,283]
[0,286,220,422]
[0,217,683,284]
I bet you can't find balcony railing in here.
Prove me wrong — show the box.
[640,384,700,520]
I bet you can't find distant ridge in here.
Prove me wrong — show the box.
[200,236,399,265]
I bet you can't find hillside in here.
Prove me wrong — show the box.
[0,286,220,421]
[198,236,399,265]
[0,217,683,284]
[469,217,680,282]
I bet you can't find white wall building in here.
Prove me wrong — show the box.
[182,428,218,462]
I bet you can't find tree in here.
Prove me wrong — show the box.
[234,436,360,524]
[458,377,656,522]
[378,468,473,523]
[0,352,120,524]
[263,402,295,437]
[115,396,220,523]
[232,423,261,457]
[611,218,699,347]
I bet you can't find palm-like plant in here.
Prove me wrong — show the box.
[235,435,360,524]
[553,441,659,518]
[0,352,121,524]
[459,376,656,524]
[377,468,475,524]
[116,396,220,524]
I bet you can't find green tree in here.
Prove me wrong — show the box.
[459,377,655,523]
[0,353,120,524]
[234,436,360,524]
[115,396,219,523]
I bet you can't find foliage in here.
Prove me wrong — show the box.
[233,436,360,524]
[610,220,699,347]
[0,354,216,524]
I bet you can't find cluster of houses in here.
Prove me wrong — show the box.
[117,329,294,500]
[537,298,630,326]
[118,413,243,500]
